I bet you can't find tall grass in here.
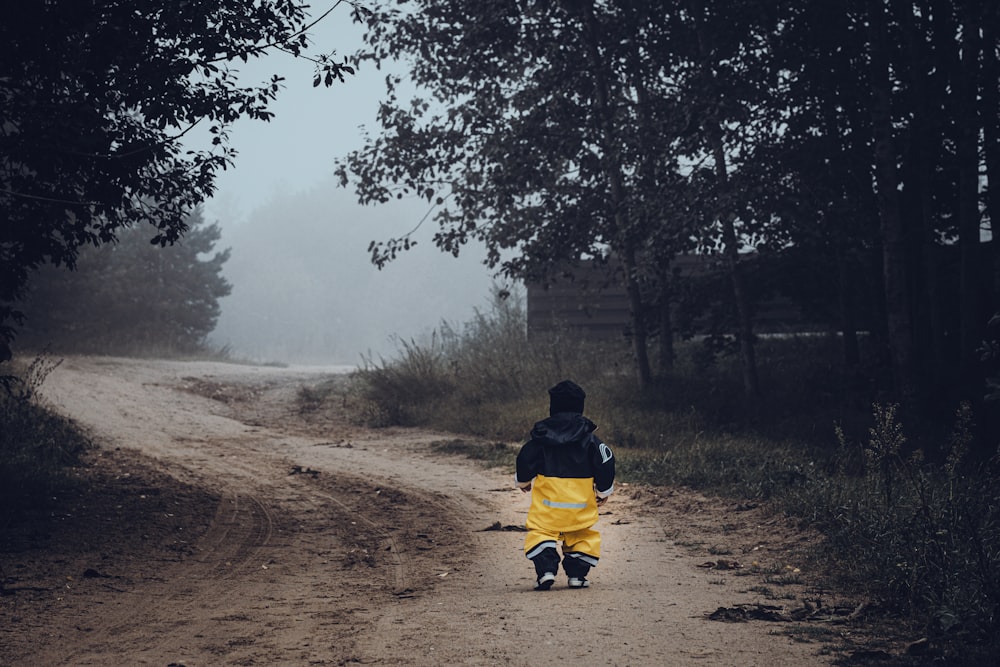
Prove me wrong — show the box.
[351,296,1000,658]
[352,289,630,438]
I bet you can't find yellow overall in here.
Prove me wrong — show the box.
[516,407,614,583]
[524,474,601,560]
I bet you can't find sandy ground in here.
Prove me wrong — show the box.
[0,355,857,666]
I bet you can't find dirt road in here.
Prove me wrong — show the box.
[1,356,839,665]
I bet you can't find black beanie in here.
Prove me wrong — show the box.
[548,380,586,415]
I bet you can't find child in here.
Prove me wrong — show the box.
[515,380,615,590]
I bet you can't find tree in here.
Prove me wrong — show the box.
[338,1,713,387]
[0,0,360,356]
[853,0,997,408]
[749,2,877,368]
[670,0,796,400]
[341,0,1000,410]
[18,208,231,354]
[738,0,1000,413]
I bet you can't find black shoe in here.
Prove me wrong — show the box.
[535,572,556,590]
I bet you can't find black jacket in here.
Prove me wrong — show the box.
[515,413,615,496]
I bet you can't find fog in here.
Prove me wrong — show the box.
[196,12,500,365]
[208,179,500,365]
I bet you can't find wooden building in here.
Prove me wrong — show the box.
[525,254,817,342]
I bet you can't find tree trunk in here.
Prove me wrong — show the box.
[656,257,675,374]
[956,0,984,386]
[897,0,945,390]
[709,137,759,399]
[627,26,675,378]
[689,0,758,400]
[868,0,916,402]
[982,4,1000,290]
[580,2,651,388]
[833,210,860,367]
[621,242,653,388]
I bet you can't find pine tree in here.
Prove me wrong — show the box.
[19,209,231,356]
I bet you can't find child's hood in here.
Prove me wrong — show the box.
[530,413,597,446]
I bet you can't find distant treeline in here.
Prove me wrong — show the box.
[16,209,231,357]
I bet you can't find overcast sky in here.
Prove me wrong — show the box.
[191,6,501,366]
[200,7,372,225]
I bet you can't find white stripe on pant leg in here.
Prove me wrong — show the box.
[567,552,599,567]
[526,541,559,560]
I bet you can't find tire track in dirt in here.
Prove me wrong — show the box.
[34,488,279,666]
[310,488,407,595]
[16,453,444,666]
[17,357,476,665]
[198,492,275,578]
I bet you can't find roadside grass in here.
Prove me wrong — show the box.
[0,355,91,518]
[429,439,518,468]
[345,295,1000,662]
[14,341,287,367]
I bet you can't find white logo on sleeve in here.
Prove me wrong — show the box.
[599,442,613,464]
